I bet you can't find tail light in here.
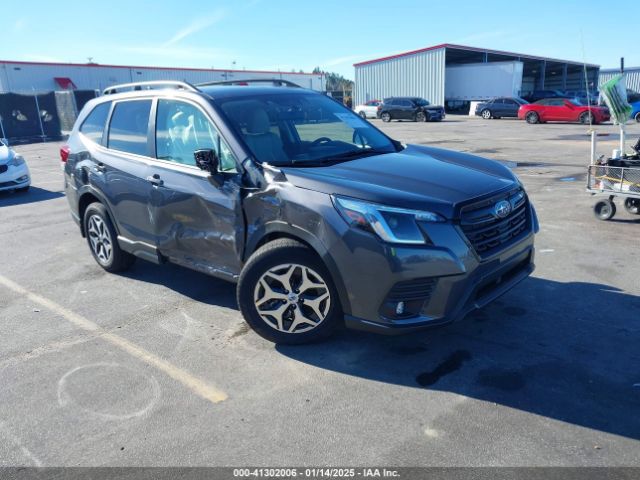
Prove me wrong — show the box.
[60,145,70,163]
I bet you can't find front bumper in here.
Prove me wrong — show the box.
[330,205,537,335]
[0,163,31,191]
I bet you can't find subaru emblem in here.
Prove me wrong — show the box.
[494,200,512,219]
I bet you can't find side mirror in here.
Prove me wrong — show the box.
[194,149,224,187]
[194,148,219,173]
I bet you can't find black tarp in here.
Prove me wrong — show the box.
[0,92,62,141]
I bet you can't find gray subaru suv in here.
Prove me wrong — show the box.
[63,80,538,344]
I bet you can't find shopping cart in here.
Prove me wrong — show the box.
[587,164,640,220]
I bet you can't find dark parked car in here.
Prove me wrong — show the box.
[377,97,445,122]
[475,97,529,119]
[62,80,537,344]
[523,90,568,103]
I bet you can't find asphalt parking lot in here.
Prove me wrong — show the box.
[1,116,639,467]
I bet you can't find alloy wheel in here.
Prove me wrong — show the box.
[253,263,331,334]
[482,109,491,119]
[87,214,113,264]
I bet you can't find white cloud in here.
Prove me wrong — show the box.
[14,18,26,32]
[163,9,227,47]
[120,45,234,63]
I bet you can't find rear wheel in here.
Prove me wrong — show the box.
[381,112,391,122]
[481,109,492,119]
[624,198,640,215]
[593,199,616,221]
[83,202,136,272]
[635,112,640,123]
[237,239,342,344]
[525,111,540,124]
[358,111,367,119]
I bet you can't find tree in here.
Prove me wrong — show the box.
[313,67,353,92]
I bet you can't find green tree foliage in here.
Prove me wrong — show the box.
[313,67,354,92]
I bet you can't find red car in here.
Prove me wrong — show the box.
[518,98,610,124]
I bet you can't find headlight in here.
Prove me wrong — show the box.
[9,155,25,167]
[333,196,444,245]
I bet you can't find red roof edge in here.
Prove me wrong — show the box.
[353,43,599,68]
[0,59,322,76]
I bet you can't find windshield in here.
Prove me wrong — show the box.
[415,98,430,106]
[216,92,397,166]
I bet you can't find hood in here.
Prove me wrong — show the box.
[280,144,517,219]
[0,145,11,164]
[422,105,444,110]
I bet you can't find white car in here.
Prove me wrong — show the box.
[0,138,30,192]
[353,100,381,119]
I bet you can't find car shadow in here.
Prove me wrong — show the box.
[120,260,238,310]
[0,187,64,206]
[276,276,640,440]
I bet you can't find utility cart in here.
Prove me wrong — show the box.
[587,163,640,220]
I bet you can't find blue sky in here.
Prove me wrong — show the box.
[2,0,639,79]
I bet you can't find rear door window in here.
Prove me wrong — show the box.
[107,100,152,156]
[80,102,111,144]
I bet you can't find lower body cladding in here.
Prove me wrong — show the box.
[332,219,535,334]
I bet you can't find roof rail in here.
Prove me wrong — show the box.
[196,78,301,88]
[102,80,199,95]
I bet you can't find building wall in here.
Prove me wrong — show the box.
[354,47,446,106]
[599,68,640,93]
[0,62,324,93]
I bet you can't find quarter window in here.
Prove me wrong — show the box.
[155,99,237,172]
[107,100,152,156]
[80,102,111,144]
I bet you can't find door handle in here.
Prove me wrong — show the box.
[95,162,106,173]
[146,173,164,186]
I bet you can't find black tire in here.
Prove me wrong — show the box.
[635,112,640,123]
[415,111,426,122]
[83,202,136,272]
[237,239,342,344]
[624,198,640,215]
[593,200,616,221]
[381,112,391,122]
[358,111,367,119]
[481,109,492,120]
[525,111,539,124]
[580,111,594,124]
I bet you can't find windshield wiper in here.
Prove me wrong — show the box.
[315,148,389,164]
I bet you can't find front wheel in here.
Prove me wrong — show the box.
[634,112,640,123]
[415,111,426,122]
[237,239,342,344]
[580,111,594,124]
[593,199,616,221]
[83,202,136,272]
[380,112,391,122]
[481,109,492,119]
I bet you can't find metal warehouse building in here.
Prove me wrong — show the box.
[0,60,325,93]
[354,43,599,108]
[599,67,640,93]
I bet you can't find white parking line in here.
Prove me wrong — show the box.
[0,274,228,405]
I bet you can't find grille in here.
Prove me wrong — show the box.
[386,278,437,302]
[0,165,8,174]
[459,188,530,258]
